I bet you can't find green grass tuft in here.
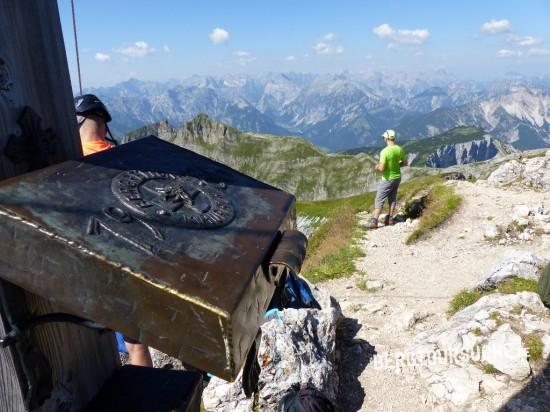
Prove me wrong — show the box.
[448,289,491,315]
[523,334,544,363]
[472,327,484,336]
[497,277,538,294]
[482,363,499,374]
[406,184,462,244]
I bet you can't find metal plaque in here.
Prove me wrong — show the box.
[0,136,301,380]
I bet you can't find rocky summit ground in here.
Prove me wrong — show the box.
[324,179,550,411]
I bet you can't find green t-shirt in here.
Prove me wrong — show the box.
[379,145,406,180]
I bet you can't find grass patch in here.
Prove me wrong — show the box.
[510,305,523,315]
[489,311,504,327]
[448,277,538,316]
[301,207,365,283]
[523,334,544,363]
[448,289,491,315]
[497,277,538,294]
[406,184,462,244]
[482,363,499,374]
[472,327,484,336]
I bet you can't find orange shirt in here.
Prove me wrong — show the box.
[82,139,113,156]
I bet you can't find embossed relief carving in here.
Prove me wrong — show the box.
[87,170,234,255]
[111,171,234,228]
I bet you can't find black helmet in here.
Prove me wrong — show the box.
[74,94,112,123]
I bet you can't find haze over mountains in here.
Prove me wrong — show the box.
[90,71,550,151]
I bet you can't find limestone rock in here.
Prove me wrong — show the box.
[477,251,545,290]
[487,160,524,186]
[203,280,342,412]
[483,225,499,240]
[482,324,531,381]
[400,310,431,330]
[513,204,531,219]
[488,151,550,191]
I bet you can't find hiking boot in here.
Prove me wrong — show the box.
[366,218,378,229]
[384,215,395,226]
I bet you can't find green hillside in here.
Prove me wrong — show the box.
[125,114,383,200]
[344,126,503,167]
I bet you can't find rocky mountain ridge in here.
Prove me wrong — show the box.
[91,73,550,151]
[425,135,517,168]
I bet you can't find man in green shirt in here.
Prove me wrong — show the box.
[368,129,408,228]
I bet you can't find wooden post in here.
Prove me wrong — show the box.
[0,1,119,411]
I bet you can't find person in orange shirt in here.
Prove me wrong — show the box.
[74,94,153,368]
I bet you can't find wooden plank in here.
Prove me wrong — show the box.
[0,1,119,411]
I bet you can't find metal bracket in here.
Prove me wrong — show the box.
[267,230,308,285]
[0,313,111,348]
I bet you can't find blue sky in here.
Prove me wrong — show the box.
[58,0,550,88]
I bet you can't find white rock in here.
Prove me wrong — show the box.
[477,251,545,289]
[542,334,550,359]
[488,160,525,187]
[430,382,449,400]
[513,205,531,219]
[400,310,430,330]
[481,374,508,395]
[484,225,499,240]
[441,367,481,406]
[482,324,531,381]
[365,280,383,290]
[518,231,533,241]
[365,301,387,314]
[541,223,550,234]
[436,330,463,353]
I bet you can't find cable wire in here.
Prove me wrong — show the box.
[70,0,83,95]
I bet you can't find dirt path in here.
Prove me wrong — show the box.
[323,180,550,411]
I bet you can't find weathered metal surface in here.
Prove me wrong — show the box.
[0,136,300,380]
[85,365,203,412]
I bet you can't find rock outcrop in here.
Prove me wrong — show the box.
[425,136,515,168]
[202,280,342,412]
[488,150,550,190]
[409,252,550,409]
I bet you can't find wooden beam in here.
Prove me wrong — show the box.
[0,1,119,410]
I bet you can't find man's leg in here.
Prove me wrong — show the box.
[371,180,391,228]
[125,340,153,367]
[387,178,401,221]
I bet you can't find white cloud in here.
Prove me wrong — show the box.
[163,45,171,53]
[209,27,229,45]
[528,47,550,56]
[373,23,429,45]
[497,49,521,57]
[507,34,541,47]
[116,41,154,58]
[481,19,511,33]
[322,32,336,41]
[314,42,344,54]
[286,55,296,61]
[233,50,255,66]
[95,52,111,62]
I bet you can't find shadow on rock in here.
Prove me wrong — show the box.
[336,317,376,412]
[500,360,550,411]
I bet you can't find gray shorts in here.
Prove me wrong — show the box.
[375,178,401,209]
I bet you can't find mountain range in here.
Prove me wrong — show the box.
[90,71,550,151]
